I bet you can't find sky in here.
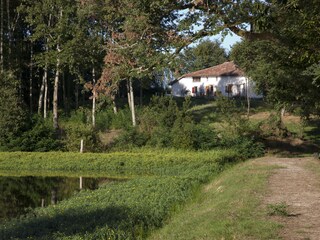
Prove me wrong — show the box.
[219,33,242,52]
[178,9,243,53]
[188,31,242,54]
[201,31,243,53]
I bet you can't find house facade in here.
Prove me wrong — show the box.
[170,61,262,98]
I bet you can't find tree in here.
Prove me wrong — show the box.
[74,0,105,127]
[177,39,228,74]
[21,0,74,129]
[0,0,3,73]
[21,0,105,130]
[231,39,319,119]
[0,71,27,148]
[99,0,179,127]
[0,0,22,73]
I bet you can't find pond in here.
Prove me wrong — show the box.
[0,176,113,222]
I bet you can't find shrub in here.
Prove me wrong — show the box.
[139,96,180,132]
[0,71,28,149]
[146,127,173,148]
[112,128,148,150]
[62,123,101,152]
[110,108,132,130]
[0,117,61,152]
[191,124,220,150]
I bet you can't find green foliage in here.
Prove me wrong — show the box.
[112,128,148,150]
[177,39,228,74]
[212,96,264,157]
[139,96,180,130]
[231,39,320,118]
[215,95,240,117]
[0,71,28,149]
[109,109,132,130]
[6,118,61,152]
[260,113,289,138]
[61,123,101,153]
[171,118,218,150]
[95,108,132,131]
[137,96,219,150]
[105,96,266,155]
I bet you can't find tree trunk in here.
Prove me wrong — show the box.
[92,67,96,128]
[0,0,3,73]
[42,14,51,118]
[6,0,10,58]
[38,70,45,115]
[280,106,286,128]
[51,189,57,205]
[44,67,48,119]
[127,80,132,111]
[112,95,118,114]
[53,45,61,130]
[129,79,136,126]
[29,43,33,114]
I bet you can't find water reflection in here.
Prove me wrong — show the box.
[0,176,109,222]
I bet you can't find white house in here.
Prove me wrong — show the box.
[170,61,262,98]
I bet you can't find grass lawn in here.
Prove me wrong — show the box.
[149,160,281,240]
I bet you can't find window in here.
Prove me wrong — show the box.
[192,86,198,93]
[192,77,201,82]
[225,84,233,93]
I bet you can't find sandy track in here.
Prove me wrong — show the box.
[256,157,320,240]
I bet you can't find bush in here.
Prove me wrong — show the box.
[146,127,173,148]
[95,108,132,131]
[0,71,28,149]
[104,95,266,154]
[112,128,148,150]
[139,96,180,132]
[0,117,61,152]
[191,124,220,150]
[110,108,132,130]
[62,123,101,152]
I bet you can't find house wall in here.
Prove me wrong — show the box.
[171,76,262,98]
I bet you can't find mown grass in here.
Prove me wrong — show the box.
[0,149,249,240]
[0,149,241,177]
[148,160,281,240]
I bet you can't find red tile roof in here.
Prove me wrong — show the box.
[179,61,244,79]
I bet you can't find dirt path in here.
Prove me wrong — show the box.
[256,156,320,240]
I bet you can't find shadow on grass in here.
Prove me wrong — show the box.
[304,119,320,144]
[191,104,218,123]
[0,205,149,239]
[263,138,320,157]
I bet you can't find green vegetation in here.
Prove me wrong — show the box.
[0,149,255,239]
[177,39,228,74]
[1,0,320,239]
[267,202,290,217]
[149,160,281,240]
[0,149,243,177]
[0,71,28,149]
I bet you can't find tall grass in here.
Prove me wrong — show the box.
[0,149,241,177]
[0,149,247,239]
